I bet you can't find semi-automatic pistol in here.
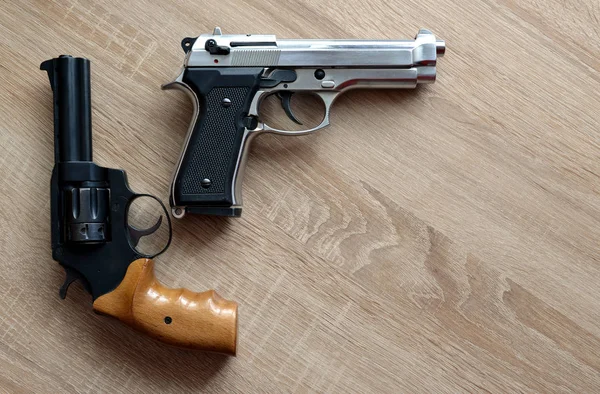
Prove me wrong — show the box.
[164,27,445,218]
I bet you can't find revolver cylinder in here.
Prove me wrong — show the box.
[64,185,110,243]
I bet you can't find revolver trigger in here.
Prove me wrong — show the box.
[277,91,303,125]
[59,268,83,299]
[127,216,162,247]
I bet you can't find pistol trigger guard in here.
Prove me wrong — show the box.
[124,194,173,259]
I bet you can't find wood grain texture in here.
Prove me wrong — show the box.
[93,259,237,355]
[0,0,599,392]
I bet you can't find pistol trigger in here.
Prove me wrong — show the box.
[127,216,162,247]
[277,91,303,125]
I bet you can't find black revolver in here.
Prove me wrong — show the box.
[41,56,238,354]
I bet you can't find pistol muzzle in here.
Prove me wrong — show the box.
[436,40,446,56]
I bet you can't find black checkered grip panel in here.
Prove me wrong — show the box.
[181,87,249,195]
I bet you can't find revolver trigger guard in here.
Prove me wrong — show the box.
[124,194,173,259]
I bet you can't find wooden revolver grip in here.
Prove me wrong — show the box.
[93,259,237,355]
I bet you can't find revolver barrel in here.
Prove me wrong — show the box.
[52,55,93,162]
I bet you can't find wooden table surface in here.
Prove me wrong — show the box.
[1,0,599,392]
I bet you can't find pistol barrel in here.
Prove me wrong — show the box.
[436,40,446,56]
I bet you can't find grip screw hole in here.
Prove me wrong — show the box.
[222,98,232,108]
[201,179,212,188]
[164,316,172,324]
